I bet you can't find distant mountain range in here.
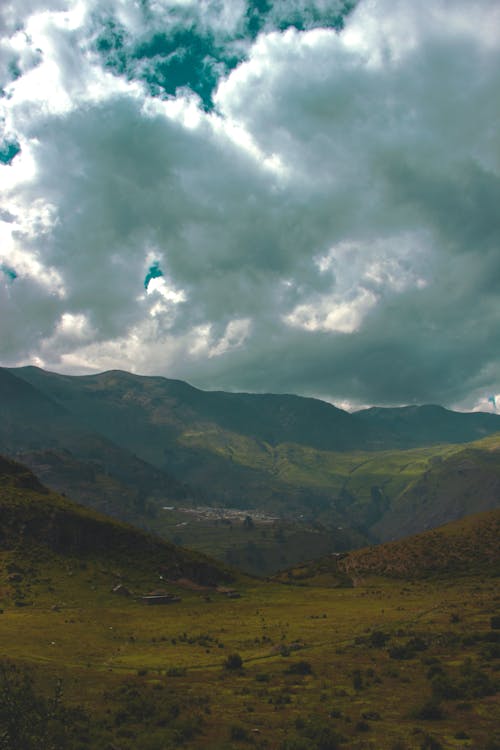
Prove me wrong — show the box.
[1,365,499,566]
[6,366,499,454]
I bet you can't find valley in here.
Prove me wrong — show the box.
[0,456,498,749]
[2,366,500,574]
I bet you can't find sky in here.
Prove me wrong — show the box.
[0,0,499,412]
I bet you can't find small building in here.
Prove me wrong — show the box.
[140,590,181,605]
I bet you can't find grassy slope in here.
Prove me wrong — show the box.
[0,457,499,749]
[178,429,500,533]
[278,507,500,586]
[374,433,500,540]
[341,508,500,580]
[0,455,234,597]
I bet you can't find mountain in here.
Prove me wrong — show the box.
[0,367,188,526]
[279,507,500,585]
[354,403,500,448]
[0,454,233,596]
[339,507,500,580]
[372,434,500,541]
[8,367,500,455]
[1,366,500,571]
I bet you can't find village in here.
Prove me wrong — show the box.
[161,505,281,526]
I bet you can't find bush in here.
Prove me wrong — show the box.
[166,667,186,677]
[230,724,250,741]
[430,674,461,701]
[458,659,497,698]
[355,720,370,732]
[224,653,243,670]
[0,662,89,749]
[352,670,363,690]
[413,698,444,720]
[369,630,390,647]
[282,717,342,750]
[286,661,313,676]
[420,734,443,750]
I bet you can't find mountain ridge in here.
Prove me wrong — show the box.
[7,365,500,453]
[2,365,499,572]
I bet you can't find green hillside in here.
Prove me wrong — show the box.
[172,428,500,539]
[2,366,500,574]
[278,507,500,586]
[0,454,234,608]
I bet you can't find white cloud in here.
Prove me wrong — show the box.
[209,318,252,357]
[285,288,378,334]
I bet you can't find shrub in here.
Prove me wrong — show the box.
[413,698,444,720]
[369,630,390,647]
[352,670,363,690]
[430,673,461,701]
[286,661,313,676]
[458,659,497,698]
[230,724,250,741]
[166,667,186,677]
[426,664,444,680]
[281,739,311,750]
[329,709,342,719]
[255,672,270,682]
[355,720,370,732]
[283,716,342,749]
[407,636,428,652]
[0,662,89,749]
[420,734,443,750]
[224,653,243,670]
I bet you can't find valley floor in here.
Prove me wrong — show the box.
[0,565,499,749]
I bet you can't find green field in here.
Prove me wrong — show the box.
[1,565,499,749]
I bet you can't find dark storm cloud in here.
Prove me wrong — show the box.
[0,0,499,409]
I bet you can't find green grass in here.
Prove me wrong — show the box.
[177,429,500,540]
[179,430,500,500]
[1,563,499,749]
[0,456,499,749]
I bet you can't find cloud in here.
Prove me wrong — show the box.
[0,0,499,410]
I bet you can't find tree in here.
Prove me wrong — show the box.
[0,662,89,750]
[242,515,254,530]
